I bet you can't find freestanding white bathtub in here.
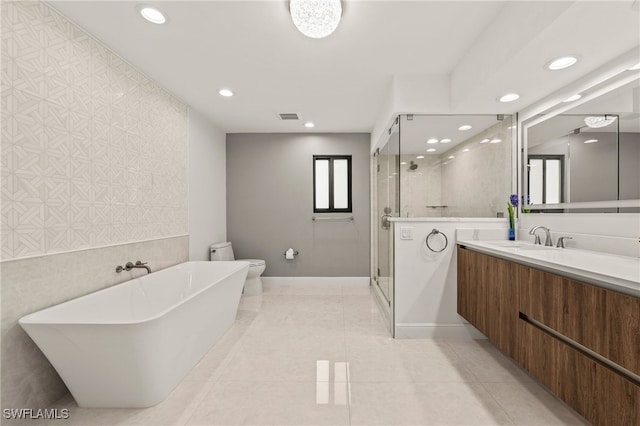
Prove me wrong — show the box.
[19,261,249,408]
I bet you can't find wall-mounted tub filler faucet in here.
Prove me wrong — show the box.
[115,261,151,274]
[556,236,573,248]
[529,226,553,246]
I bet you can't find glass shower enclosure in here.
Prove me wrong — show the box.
[373,118,400,329]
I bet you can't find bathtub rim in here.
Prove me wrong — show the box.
[19,260,250,327]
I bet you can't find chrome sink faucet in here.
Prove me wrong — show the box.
[556,236,573,248]
[529,226,553,246]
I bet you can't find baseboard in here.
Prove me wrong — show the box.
[394,323,487,339]
[261,276,370,286]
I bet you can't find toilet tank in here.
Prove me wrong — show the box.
[210,242,235,261]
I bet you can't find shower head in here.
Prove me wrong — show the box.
[409,161,418,170]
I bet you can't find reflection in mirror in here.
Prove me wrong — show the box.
[523,75,640,213]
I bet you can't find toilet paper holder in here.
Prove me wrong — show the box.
[283,249,299,258]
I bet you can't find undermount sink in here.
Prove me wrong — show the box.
[486,241,556,250]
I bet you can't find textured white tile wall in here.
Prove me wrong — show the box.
[1,1,188,260]
[1,1,191,409]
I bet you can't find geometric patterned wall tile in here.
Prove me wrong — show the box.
[1,1,189,260]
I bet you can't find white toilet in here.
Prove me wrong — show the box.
[209,242,265,295]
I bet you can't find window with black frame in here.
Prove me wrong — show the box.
[527,154,564,205]
[313,155,352,213]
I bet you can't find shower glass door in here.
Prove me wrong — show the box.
[375,118,400,314]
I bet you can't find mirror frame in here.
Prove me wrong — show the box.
[518,49,640,212]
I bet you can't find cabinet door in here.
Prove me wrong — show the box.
[487,257,520,359]
[457,247,489,335]
[519,321,640,426]
[457,247,520,358]
[520,267,640,376]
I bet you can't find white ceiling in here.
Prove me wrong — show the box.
[49,1,640,134]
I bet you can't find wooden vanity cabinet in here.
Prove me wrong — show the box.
[519,266,640,376]
[457,247,520,359]
[457,245,640,426]
[519,321,640,426]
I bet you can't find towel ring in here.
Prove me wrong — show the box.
[426,228,448,253]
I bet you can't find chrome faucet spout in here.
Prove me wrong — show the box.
[529,226,553,246]
[125,261,152,274]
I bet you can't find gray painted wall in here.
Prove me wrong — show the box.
[227,133,370,277]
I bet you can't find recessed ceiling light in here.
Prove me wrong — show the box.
[139,6,167,24]
[448,155,455,159]
[218,89,234,97]
[546,56,578,70]
[458,125,472,131]
[498,93,520,103]
[584,139,599,144]
[563,94,582,102]
[427,138,439,144]
[480,139,490,144]
[463,148,470,152]
[440,138,452,143]
[629,62,640,71]
[304,122,315,128]
[416,155,425,159]
[490,138,502,144]
[400,161,407,165]
[427,148,436,152]
[584,115,617,128]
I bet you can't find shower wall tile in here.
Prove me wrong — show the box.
[1,0,188,261]
[401,120,512,218]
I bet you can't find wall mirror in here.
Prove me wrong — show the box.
[521,58,640,213]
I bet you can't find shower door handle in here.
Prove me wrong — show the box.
[381,214,391,230]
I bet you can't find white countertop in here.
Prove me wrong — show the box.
[457,240,640,298]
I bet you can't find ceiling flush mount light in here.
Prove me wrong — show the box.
[584,115,617,128]
[448,155,455,159]
[218,89,234,97]
[563,94,582,102]
[628,62,640,71]
[400,161,407,165]
[416,155,425,159]
[290,0,342,39]
[427,148,436,152]
[440,138,452,143]
[427,138,439,144]
[480,138,490,144]
[490,138,502,144]
[463,148,470,152]
[584,139,599,144]
[546,56,578,70]
[139,5,167,24]
[304,122,315,128]
[458,125,472,131]
[498,93,520,103]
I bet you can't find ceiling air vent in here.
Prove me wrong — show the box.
[278,113,300,121]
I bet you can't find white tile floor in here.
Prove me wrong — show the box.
[43,281,588,425]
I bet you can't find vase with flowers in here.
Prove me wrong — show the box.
[507,194,518,240]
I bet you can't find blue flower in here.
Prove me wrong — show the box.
[510,194,519,207]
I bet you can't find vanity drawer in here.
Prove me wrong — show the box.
[519,266,640,376]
